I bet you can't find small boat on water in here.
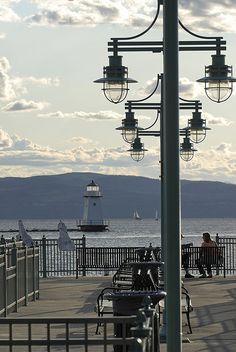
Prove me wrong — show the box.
[134,210,141,220]
[155,210,159,221]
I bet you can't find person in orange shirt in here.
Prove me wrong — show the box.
[197,232,218,278]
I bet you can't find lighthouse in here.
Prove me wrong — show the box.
[77,180,109,232]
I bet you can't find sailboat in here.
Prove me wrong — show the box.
[155,210,159,221]
[133,210,141,220]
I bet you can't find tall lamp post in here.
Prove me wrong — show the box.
[94,1,235,351]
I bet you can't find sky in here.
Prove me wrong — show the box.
[0,0,236,184]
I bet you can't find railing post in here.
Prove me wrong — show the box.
[32,244,36,301]
[215,234,220,276]
[12,243,18,312]
[42,235,47,278]
[82,235,86,277]
[3,247,7,317]
[25,245,28,306]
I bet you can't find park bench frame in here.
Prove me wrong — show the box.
[181,246,226,278]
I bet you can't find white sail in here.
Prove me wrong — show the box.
[134,210,141,220]
[58,220,75,251]
[18,220,34,247]
[155,210,159,221]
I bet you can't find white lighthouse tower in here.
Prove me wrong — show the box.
[78,180,109,232]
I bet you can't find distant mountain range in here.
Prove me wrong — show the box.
[0,172,235,219]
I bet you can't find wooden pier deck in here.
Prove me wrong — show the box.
[2,275,236,352]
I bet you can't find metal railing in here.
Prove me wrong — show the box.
[0,242,39,317]
[216,234,236,275]
[0,296,157,352]
[35,235,85,277]
[2,235,236,277]
[76,246,142,277]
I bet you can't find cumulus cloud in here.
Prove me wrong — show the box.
[23,0,157,28]
[13,76,60,88]
[179,0,236,33]
[12,0,233,34]
[180,111,234,128]
[70,137,94,145]
[2,0,236,33]
[204,112,234,126]
[0,56,57,106]
[38,110,122,120]
[0,127,132,176]
[0,125,236,183]
[181,142,236,183]
[179,77,203,99]
[0,129,13,148]
[0,4,20,22]
[138,77,160,97]
[139,76,203,100]
[2,99,48,112]
[0,57,16,100]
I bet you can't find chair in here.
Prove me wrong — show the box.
[158,286,193,334]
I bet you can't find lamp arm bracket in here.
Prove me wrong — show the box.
[108,41,226,54]
[138,130,160,137]
[127,75,161,104]
[110,0,160,42]
[179,97,202,110]
[143,110,160,131]
[178,19,223,41]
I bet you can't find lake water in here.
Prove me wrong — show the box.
[1,218,236,247]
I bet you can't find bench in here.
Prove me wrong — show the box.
[158,286,193,334]
[181,246,226,277]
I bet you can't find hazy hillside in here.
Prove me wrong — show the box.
[0,172,235,218]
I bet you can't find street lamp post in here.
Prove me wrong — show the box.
[94,1,235,351]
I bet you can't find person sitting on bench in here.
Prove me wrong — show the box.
[197,232,218,278]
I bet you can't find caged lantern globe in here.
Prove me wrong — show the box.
[94,55,137,104]
[128,136,147,162]
[198,54,236,103]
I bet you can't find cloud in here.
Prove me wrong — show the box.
[204,112,234,126]
[179,0,236,33]
[0,33,6,39]
[181,142,236,183]
[23,0,159,28]
[180,111,234,128]
[2,0,236,34]
[15,0,234,34]
[70,137,94,145]
[139,76,203,100]
[0,127,142,177]
[13,76,60,88]
[0,129,13,148]
[179,77,203,99]
[0,57,58,104]
[0,57,16,100]
[0,126,236,183]
[2,99,48,112]
[138,77,160,97]
[38,110,122,120]
[0,4,20,22]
